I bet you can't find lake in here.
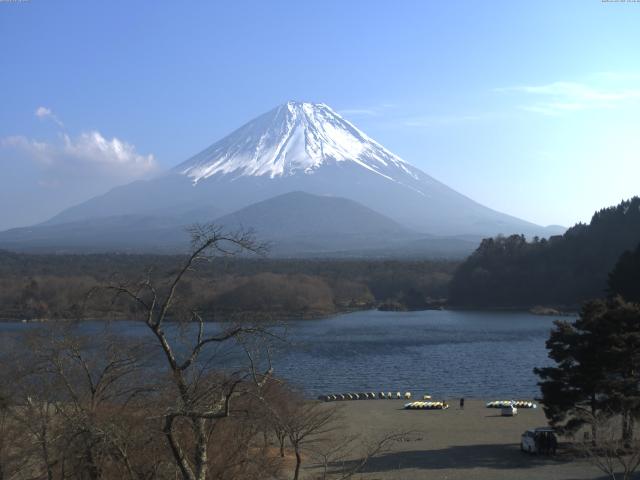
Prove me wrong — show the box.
[276,309,564,399]
[0,309,566,399]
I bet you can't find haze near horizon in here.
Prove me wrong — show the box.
[0,0,639,230]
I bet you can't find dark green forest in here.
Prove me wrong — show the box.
[0,252,456,321]
[608,242,640,303]
[449,197,640,309]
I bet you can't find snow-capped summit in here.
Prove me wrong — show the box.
[38,101,560,241]
[176,101,420,187]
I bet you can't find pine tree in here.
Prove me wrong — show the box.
[608,243,640,303]
[535,301,609,438]
[597,298,640,443]
[535,298,640,442]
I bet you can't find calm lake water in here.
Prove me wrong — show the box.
[0,309,566,399]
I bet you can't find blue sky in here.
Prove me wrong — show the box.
[1,0,639,230]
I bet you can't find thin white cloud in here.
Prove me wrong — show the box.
[403,113,490,127]
[592,71,640,82]
[34,106,52,118]
[341,103,495,128]
[338,103,398,118]
[1,131,157,182]
[497,77,640,115]
[508,82,631,101]
[518,102,598,116]
[338,108,379,117]
[34,106,64,127]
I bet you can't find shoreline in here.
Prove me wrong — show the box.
[314,399,601,480]
[0,304,577,324]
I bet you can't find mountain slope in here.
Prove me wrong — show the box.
[178,101,421,184]
[215,191,413,238]
[212,191,422,255]
[173,101,561,237]
[0,192,479,257]
[43,101,555,238]
[0,215,191,252]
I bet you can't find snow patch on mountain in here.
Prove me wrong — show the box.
[176,101,421,187]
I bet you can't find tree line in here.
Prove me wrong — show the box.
[449,197,640,309]
[0,251,456,321]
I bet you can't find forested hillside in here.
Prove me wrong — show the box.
[608,242,640,303]
[449,197,640,308]
[0,252,456,320]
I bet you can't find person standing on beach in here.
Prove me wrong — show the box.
[460,397,464,410]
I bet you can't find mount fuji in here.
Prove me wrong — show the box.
[0,101,562,255]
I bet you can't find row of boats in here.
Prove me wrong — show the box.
[404,401,449,410]
[486,400,537,409]
[317,395,537,409]
[318,392,412,401]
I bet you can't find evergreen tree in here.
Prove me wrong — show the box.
[535,301,609,437]
[535,298,640,442]
[598,298,640,443]
[608,243,640,303]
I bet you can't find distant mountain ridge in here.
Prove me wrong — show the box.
[0,192,478,257]
[1,101,563,255]
[212,192,458,257]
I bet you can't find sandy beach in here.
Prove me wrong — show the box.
[310,399,606,480]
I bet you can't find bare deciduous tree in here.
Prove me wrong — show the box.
[0,387,34,480]
[98,225,275,480]
[310,431,414,480]
[261,389,340,480]
[574,412,640,480]
[10,327,160,480]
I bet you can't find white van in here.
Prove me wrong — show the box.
[521,427,555,453]
[501,405,517,416]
